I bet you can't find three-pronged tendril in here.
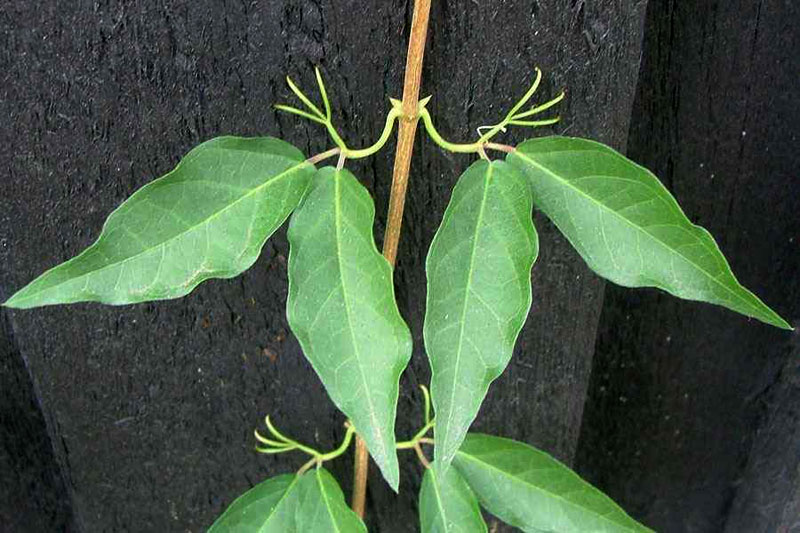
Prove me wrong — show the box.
[255,416,357,475]
[276,67,402,163]
[277,66,565,163]
[418,67,565,157]
[256,385,436,474]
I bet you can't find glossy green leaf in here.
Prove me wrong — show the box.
[420,464,487,533]
[424,160,539,469]
[209,473,300,532]
[507,136,790,329]
[295,468,367,532]
[5,137,315,309]
[453,434,652,532]
[287,167,412,491]
[209,469,366,532]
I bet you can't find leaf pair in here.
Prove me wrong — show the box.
[213,432,651,532]
[420,433,652,532]
[424,136,791,472]
[4,137,412,490]
[209,468,366,532]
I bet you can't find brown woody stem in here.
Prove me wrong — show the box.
[350,0,432,519]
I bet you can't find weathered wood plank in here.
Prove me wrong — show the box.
[576,1,799,531]
[0,308,75,532]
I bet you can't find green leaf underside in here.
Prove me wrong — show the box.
[209,473,298,532]
[5,137,314,309]
[507,136,790,330]
[209,469,366,532]
[295,468,367,533]
[420,463,487,533]
[286,167,412,491]
[424,160,539,469]
[454,434,652,532]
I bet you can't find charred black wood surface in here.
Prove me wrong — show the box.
[576,1,800,532]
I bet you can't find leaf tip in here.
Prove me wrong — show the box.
[2,291,25,309]
[755,304,793,330]
[378,459,401,493]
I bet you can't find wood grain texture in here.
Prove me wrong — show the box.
[576,1,800,531]
[0,1,647,531]
[0,310,75,532]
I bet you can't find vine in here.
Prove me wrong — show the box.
[4,0,790,531]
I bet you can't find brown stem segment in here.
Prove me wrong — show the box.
[382,0,432,267]
[350,0,432,519]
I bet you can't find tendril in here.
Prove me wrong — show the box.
[419,67,565,155]
[397,385,435,467]
[275,67,402,162]
[254,416,356,474]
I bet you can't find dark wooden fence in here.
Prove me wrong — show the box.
[1,1,797,531]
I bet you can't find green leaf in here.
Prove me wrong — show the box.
[453,434,652,532]
[420,464,487,533]
[424,160,539,469]
[209,469,366,533]
[4,137,315,309]
[286,167,412,491]
[295,468,367,532]
[507,136,791,330]
[209,473,300,532]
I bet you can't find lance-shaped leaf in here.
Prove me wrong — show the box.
[295,468,367,532]
[287,167,412,491]
[209,469,366,532]
[4,137,315,309]
[209,473,300,532]
[424,160,539,469]
[453,434,652,532]
[507,136,790,330]
[419,463,487,533]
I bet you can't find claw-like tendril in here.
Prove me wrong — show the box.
[419,67,565,155]
[254,416,356,474]
[276,67,402,163]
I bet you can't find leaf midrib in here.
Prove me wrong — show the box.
[10,157,309,305]
[455,449,644,532]
[440,163,493,461]
[429,470,450,531]
[514,149,765,317]
[256,475,299,533]
[315,470,343,533]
